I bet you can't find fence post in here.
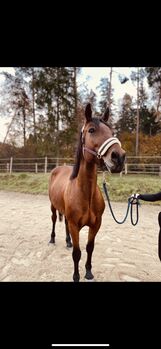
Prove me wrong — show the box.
[7,163,9,172]
[45,156,47,173]
[125,163,128,175]
[35,163,38,173]
[159,166,161,176]
[9,157,13,174]
[56,158,59,167]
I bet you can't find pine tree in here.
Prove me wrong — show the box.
[97,77,113,115]
[34,67,80,156]
[138,81,160,135]
[0,69,31,146]
[146,67,161,122]
[115,93,136,135]
[17,67,38,140]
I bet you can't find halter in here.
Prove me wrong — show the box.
[83,137,121,159]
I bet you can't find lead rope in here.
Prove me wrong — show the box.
[102,177,140,226]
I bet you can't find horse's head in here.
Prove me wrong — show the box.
[82,103,126,173]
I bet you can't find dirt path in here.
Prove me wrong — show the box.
[0,190,161,281]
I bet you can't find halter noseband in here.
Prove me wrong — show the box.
[83,137,121,159]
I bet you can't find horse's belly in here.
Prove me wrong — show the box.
[50,183,65,213]
[49,166,72,213]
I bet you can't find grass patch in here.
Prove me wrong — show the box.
[98,173,161,205]
[0,172,161,204]
[0,173,50,194]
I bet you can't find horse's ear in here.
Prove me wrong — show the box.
[85,103,92,122]
[102,107,110,122]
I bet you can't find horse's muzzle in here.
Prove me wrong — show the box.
[111,150,126,173]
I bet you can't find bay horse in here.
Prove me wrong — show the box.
[49,103,126,282]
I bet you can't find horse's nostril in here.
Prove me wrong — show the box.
[111,151,125,166]
[111,151,119,161]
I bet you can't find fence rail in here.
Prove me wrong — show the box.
[1,156,161,175]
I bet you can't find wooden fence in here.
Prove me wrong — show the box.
[1,156,161,175]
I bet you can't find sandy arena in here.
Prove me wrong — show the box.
[0,190,161,281]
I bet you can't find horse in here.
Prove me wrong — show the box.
[48,103,126,282]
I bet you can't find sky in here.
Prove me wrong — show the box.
[78,67,138,101]
[0,67,146,142]
[0,67,15,142]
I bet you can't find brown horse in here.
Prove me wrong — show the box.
[49,103,126,282]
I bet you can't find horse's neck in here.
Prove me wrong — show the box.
[77,159,97,199]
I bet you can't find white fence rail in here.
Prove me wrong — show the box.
[0,157,74,174]
[1,156,161,175]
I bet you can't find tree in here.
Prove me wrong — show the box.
[139,106,161,136]
[0,70,31,146]
[0,67,81,156]
[97,77,113,115]
[135,70,161,135]
[34,67,80,157]
[17,67,38,140]
[146,67,161,122]
[115,93,136,135]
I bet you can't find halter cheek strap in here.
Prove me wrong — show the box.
[83,137,121,159]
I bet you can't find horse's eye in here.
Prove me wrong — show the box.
[88,128,95,133]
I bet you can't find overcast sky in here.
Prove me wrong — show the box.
[0,67,147,142]
[78,67,139,100]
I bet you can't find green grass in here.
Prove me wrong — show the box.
[0,173,50,194]
[98,173,161,204]
[0,172,161,204]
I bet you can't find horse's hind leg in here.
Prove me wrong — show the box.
[59,212,63,221]
[49,205,57,244]
[85,220,101,280]
[65,218,72,248]
[158,212,161,261]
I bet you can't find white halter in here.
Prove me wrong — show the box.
[82,136,121,159]
[97,137,121,158]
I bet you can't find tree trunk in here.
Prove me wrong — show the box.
[74,67,77,117]
[31,68,36,140]
[108,67,113,118]
[136,68,140,156]
[156,82,161,113]
[22,107,26,147]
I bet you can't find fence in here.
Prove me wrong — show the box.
[0,157,74,174]
[1,156,161,175]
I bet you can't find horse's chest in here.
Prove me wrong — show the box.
[79,207,97,227]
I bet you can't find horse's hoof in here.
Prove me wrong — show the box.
[66,242,73,248]
[73,274,80,282]
[85,278,95,282]
[49,239,55,244]
[85,270,94,280]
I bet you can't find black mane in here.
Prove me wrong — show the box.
[70,118,112,180]
[70,131,83,179]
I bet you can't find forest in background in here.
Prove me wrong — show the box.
[0,67,161,158]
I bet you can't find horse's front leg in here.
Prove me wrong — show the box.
[85,219,102,280]
[68,221,81,282]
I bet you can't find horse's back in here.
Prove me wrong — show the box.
[50,165,72,179]
[49,166,72,213]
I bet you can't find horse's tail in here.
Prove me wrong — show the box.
[58,211,63,222]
